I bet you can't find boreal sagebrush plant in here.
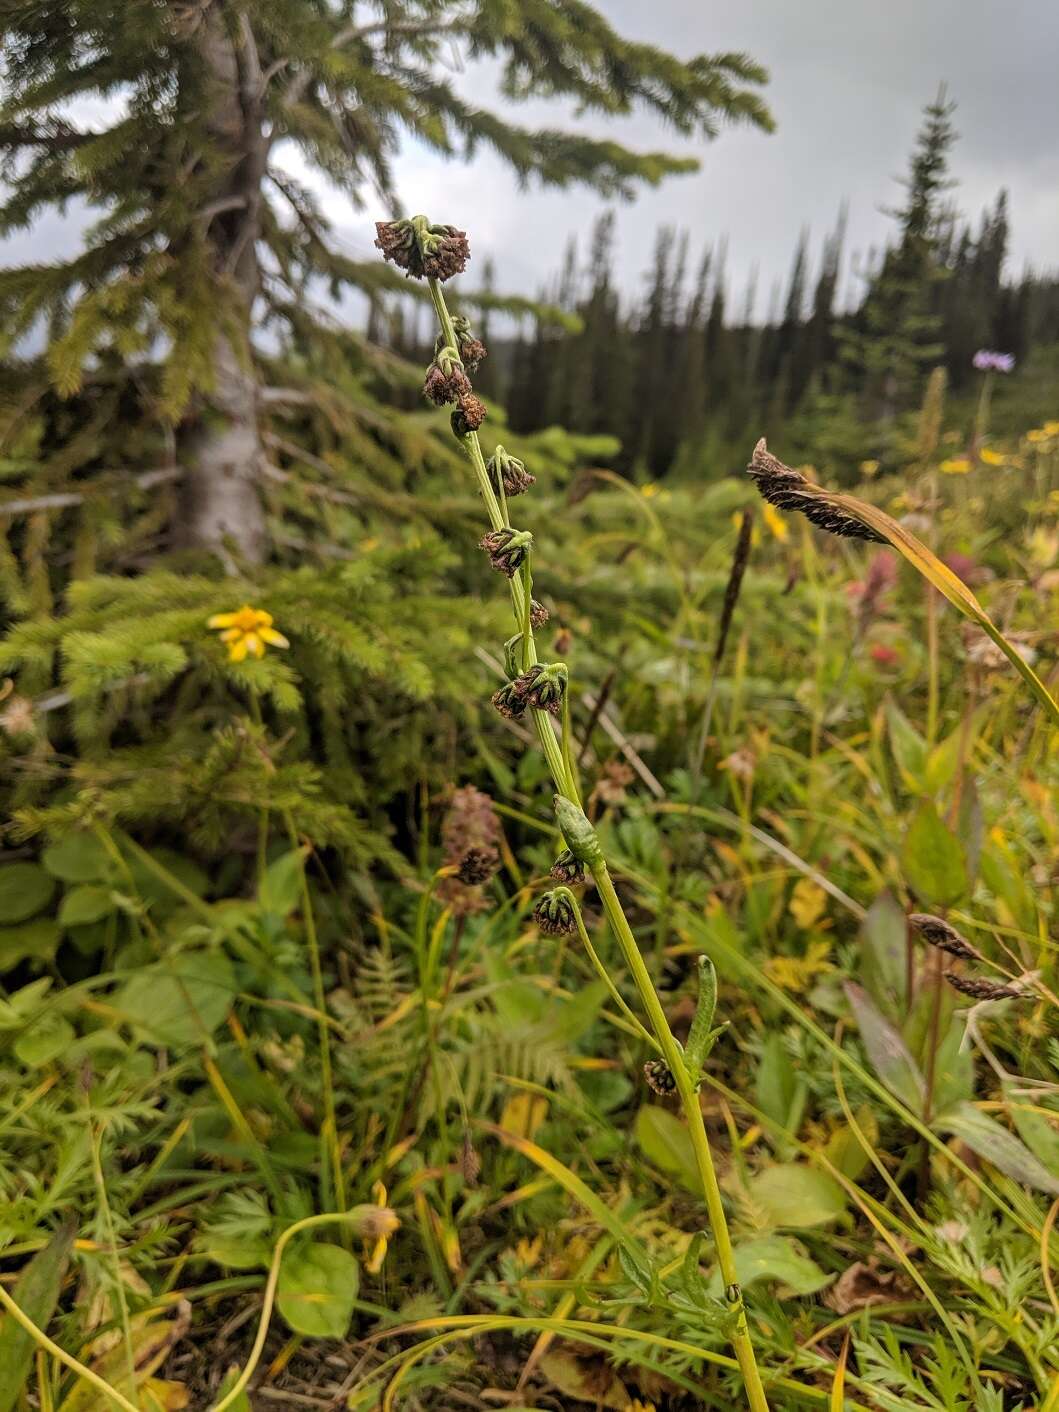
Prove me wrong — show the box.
[377,214,774,1411]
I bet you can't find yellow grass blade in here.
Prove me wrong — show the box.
[830,1332,850,1411]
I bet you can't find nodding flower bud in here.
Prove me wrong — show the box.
[488,446,535,498]
[451,393,487,436]
[944,972,1023,1002]
[423,348,472,406]
[553,794,603,867]
[533,888,577,936]
[909,913,980,960]
[479,527,532,578]
[375,215,469,282]
[643,1059,678,1096]
[550,849,585,886]
[456,846,499,886]
[514,662,567,715]
[530,599,550,628]
[491,681,528,719]
[451,315,487,373]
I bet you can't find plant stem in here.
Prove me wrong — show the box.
[424,265,769,1409]
[590,863,770,1411]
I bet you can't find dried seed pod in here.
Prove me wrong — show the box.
[550,849,585,886]
[460,1131,481,1186]
[530,598,550,628]
[479,527,532,577]
[451,315,487,372]
[423,354,472,406]
[514,662,567,715]
[375,216,470,281]
[643,1059,677,1096]
[747,438,887,544]
[488,446,536,498]
[451,392,487,435]
[944,972,1022,1002]
[491,681,528,719]
[909,913,980,960]
[533,889,577,936]
[456,846,499,886]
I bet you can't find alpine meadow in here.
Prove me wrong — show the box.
[3,3,1059,1410]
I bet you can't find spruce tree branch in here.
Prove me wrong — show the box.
[0,123,97,149]
[280,18,470,108]
[0,467,183,518]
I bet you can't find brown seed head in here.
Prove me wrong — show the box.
[944,972,1022,1002]
[451,393,487,436]
[909,913,980,960]
[456,845,499,886]
[747,438,887,544]
[643,1059,678,1096]
[423,359,472,406]
[533,890,576,936]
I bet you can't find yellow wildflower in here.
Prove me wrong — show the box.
[1027,429,1049,445]
[364,1180,399,1274]
[978,448,1005,466]
[625,1402,657,1412]
[207,604,289,662]
[762,501,789,542]
[641,482,659,498]
[763,939,834,992]
[514,1236,542,1270]
[860,459,880,476]
[789,877,827,930]
[939,456,971,475]
[1044,421,1059,436]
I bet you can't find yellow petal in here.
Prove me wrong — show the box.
[253,609,274,628]
[219,628,242,643]
[372,1180,387,1206]
[207,612,238,629]
[228,638,248,662]
[365,1236,388,1275]
[244,633,265,658]
[259,627,289,648]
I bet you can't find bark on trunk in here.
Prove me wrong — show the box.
[177,2,268,568]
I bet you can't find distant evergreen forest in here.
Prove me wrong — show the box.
[381,93,1059,481]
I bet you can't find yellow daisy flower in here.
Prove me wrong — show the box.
[364,1180,399,1274]
[978,448,1005,466]
[939,457,971,476]
[761,501,789,542]
[1027,429,1049,445]
[207,604,289,662]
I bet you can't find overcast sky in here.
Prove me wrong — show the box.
[6,1,1057,322]
[356,0,1059,315]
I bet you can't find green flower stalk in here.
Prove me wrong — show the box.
[382,219,771,1411]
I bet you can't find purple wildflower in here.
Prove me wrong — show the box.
[973,350,1015,374]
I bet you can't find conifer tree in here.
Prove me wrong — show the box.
[838,88,957,423]
[0,2,772,565]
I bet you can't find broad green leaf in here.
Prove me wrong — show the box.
[886,702,927,790]
[707,1234,831,1296]
[116,950,237,1046]
[277,1242,359,1338]
[845,982,925,1111]
[58,884,115,927]
[0,863,55,924]
[542,981,606,1045]
[745,1162,846,1228]
[824,1106,879,1182]
[0,1222,74,1412]
[42,833,111,884]
[901,802,967,907]
[755,1034,807,1153]
[258,849,305,917]
[860,890,907,1015]
[1004,1087,1059,1179]
[937,1102,1059,1195]
[14,1013,74,1068]
[929,1017,975,1115]
[0,919,61,969]
[634,1105,700,1193]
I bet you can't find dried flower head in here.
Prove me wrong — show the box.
[460,1131,481,1186]
[533,889,577,936]
[479,527,532,578]
[747,438,887,544]
[456,845,499,886]
[451,393,487,436]
[439,786,502,916]
[491,681,528,719]
[909,913,980,960]
[944,972,1022,1002]
[375,215,469,282]
[550,849,585,886]
[488,445,536,498]
[514,662,567,715]
[451,315,487,372]
[530,598,550,628]
[643,1059,677,1096]
[423,352,472,406]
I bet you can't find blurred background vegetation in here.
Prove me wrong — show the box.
[1,3,1058,1410]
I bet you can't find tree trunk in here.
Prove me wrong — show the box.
[177,2,268,568]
